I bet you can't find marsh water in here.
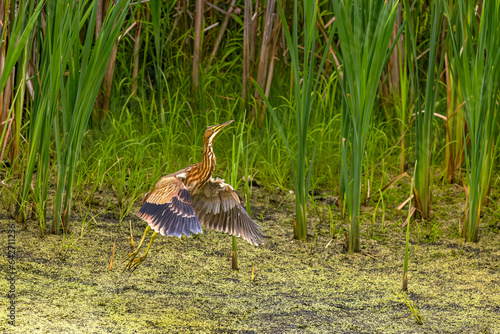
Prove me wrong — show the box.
[0,177,499,333]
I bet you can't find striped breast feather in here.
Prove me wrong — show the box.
[191,178,265,245]
[137,175,202,237]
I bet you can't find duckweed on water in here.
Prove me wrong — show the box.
[0,182,499,333]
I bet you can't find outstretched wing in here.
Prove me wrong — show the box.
[137,174,202,237]
[192,178,265,245]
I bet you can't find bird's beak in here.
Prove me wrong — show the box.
[213,120,234,133]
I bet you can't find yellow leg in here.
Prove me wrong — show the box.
[133,232,157,266]
[127,233,157,273]
[124,225,151,272]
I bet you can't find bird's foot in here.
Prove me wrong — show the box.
[123,228,155,273]
[123,248,143,272]
[124,253,148,273]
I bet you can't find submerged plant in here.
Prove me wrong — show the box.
[395,291,424,325]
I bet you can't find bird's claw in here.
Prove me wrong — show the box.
[124,256,146,273]
[123,227,155,273]
[123,250,145,272]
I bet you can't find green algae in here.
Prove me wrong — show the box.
[0,178,499,333]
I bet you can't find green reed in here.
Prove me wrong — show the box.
[333,0,398,252]
[443,0,500,242]
[411,0,443,219]
[253,0,333,240]
[17,0,130,233]
[0,1,42,165]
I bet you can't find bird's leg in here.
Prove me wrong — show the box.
[124,225,150,272]
[128,232,157,272]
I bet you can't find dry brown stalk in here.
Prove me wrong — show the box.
[242,0,252,105]
[252,0,276,123]
[192,0,204,95]
[207,0,238,68]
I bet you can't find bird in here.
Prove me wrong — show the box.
[124,120,265,272]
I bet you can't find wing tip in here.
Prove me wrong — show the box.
[137,201,203,238]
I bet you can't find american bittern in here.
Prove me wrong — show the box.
[124,120,265,272]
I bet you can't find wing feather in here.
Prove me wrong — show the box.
[192,178,265,245]
[137,174,202,237]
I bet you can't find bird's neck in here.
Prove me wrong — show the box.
[185,142,216,194]
[200,142,216,176]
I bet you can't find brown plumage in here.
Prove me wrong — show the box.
[124,120,265,271]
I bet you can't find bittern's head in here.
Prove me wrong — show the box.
[203,120,234,146]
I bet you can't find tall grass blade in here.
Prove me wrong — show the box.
[251,0,335,240]
[333,0,399,252]
[150,0,175,124]
[0,1,43,169]
[17,0,130,232]
[443,0,500,242]
[411,0,443,219]
[443,47,465,184]
[402,162,415,291]
[54,0,131,232]
[18,1,78,227]
[0,1,43,93]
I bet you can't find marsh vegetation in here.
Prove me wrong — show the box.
[0,0,499,332]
